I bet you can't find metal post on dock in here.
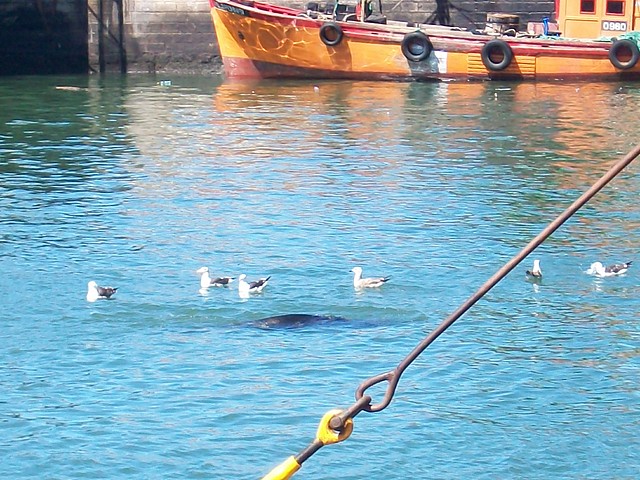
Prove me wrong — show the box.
[91,0,126,74]
[116,0,127,73]
[98,0,105,73]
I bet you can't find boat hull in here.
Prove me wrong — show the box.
[210,0,640,81]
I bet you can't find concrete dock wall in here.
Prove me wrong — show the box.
[88,0,219,74]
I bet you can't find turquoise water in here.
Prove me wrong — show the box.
[1,75,639,479]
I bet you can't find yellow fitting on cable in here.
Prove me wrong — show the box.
[316,409,354,445]
[261,456,301,480]
[262,409,354,479]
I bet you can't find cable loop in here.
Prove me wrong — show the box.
[355,371,398,412]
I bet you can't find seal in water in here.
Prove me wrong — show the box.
[254,314,347,329]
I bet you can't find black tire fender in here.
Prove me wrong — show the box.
[319,22,344,46]
[609,38,640,70]
[481,39,513,71]
[401,32,433,62]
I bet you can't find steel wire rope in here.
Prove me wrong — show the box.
[262,143,640,480]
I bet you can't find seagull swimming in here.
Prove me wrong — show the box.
[351,266,390,289]
[196,266,234,288]
[238,274,271,295]
[525,259,543,280]
[86,281,118,302]
[586,261,632,277]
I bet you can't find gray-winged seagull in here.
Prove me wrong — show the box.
[86,281,118,302]
[238,274,271,295]
[586,260,632,277]
[351,266,390,289]
[196,266,235,288]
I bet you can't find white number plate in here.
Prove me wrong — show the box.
[602,20,628,31]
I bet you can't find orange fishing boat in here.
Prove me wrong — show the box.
[209,0,640,81]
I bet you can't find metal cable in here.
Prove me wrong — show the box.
[355,142,640,412]
[262,143,640,479]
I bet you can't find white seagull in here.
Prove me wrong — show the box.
[586,261,632,277]
[196,266,235,288]
[238,274,271,296]
[86,280,118,302]
[351,266,390,289]
[525,259,543,281]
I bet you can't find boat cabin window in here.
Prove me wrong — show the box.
[366,0,382,16]
[580,0,595,13]
[606,0,624,14]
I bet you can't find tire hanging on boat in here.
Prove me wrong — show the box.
[609,38,640,70]
[401,32,433,62]
[319,22,344,46]
[481,39,513,71]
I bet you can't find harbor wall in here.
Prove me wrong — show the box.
[87,0,219,74]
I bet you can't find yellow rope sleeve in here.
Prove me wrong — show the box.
[261,456,301,480]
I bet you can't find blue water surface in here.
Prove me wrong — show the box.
[1,75,639,479]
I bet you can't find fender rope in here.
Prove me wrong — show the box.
[262,143,640,479]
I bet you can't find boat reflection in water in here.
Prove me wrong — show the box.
[212,79,639,160]
[211,78,640,250]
